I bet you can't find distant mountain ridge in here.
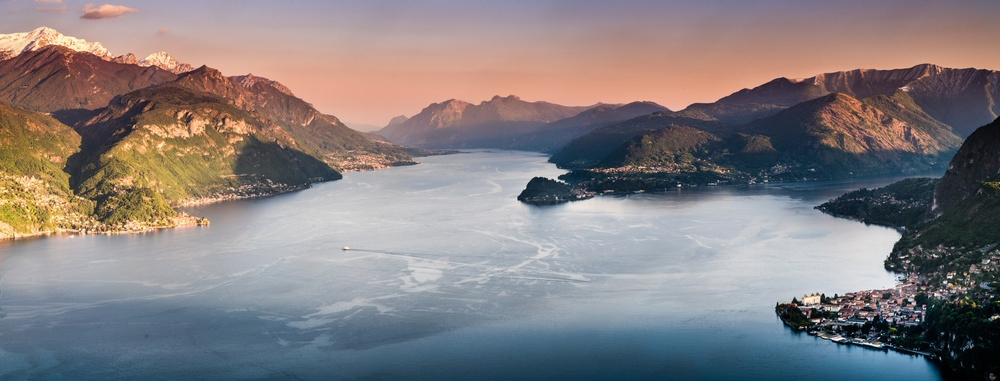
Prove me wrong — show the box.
[684,64,1000,137]
[0,26,112,60]
[529,65,991,203]
[231,73,296,96]
[377,95,592,147]
[0,27,194,74]
[506,101,671,153]
[552,91,961,179]
[138,51,195,74]
[550,64,991,176]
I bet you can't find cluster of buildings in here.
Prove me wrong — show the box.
[893,246,1000,302]
[334,153,411,172]
[796,274,928,328]
[791,250,999,329]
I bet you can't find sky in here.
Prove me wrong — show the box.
[2,0,1000,128]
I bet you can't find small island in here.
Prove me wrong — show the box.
[517,177,594,205]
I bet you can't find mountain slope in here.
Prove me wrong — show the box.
[167,66,413,170]
[549,112,729,169]
[73,85,341,225]
[596,125,722,169]
[378,95,591,148]
[684,64,1000,136]
[505,101,671,152]
[931,117,1000,215]
[867,117,1000,378]
[539,91,963,199]
[0,45,178,114]
[0,101,97,238]
[736,92,961,177]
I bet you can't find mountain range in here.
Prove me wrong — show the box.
[0,27,413,238]
[684,64,1000,137]
[506,64,1000,202]
[381,64,997,175]
[377,95,594,148]
[814,116,1000,378]
[2,25,999,237]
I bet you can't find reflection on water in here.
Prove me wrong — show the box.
[0,151,941,380]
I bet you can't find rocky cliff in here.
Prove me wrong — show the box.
[932,117,1000,215]
[695,64,1000,137]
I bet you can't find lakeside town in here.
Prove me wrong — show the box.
[777,249,1000,362]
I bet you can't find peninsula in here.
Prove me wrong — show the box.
[786,117,1000,379]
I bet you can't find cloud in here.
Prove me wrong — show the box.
[35,0,63,3]
[157,29,169,35]
[80,3,137,19]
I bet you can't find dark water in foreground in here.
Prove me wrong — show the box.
[0,151,941,380]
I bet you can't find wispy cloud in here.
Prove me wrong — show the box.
[35,0,63,3]
[37,5,66,13]
[157,29,169,35]
[80,3,136,19]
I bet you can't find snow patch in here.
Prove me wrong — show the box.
[138,52,195,74]
[0,26,113,60]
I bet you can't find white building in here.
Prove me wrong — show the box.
[802,293,821,305]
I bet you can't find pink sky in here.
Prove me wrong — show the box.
[2,0,1000,127]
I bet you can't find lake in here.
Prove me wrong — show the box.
[0,150,942,380]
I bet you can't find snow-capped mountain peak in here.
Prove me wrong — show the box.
[138,51,195,74]
[0,26,114,60]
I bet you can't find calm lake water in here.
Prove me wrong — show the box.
[0,150,942,380]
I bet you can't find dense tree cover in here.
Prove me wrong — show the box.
[924,300,1000,378]
[0,83,352,234]
[815,177,938,229]
[517,177,585,205]
[775,303,814,329]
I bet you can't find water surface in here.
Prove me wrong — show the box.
[0,150,941,380]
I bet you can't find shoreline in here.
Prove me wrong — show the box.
[2,213,208,241]
[776,306,937,361]
[2,160,419,241]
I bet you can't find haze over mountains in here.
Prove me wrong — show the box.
[376,95,675,151]
[379,64,998,171]
[377,95,594,148]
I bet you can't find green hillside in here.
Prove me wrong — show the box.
[73,85,341,226]
[0,101,97,237]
